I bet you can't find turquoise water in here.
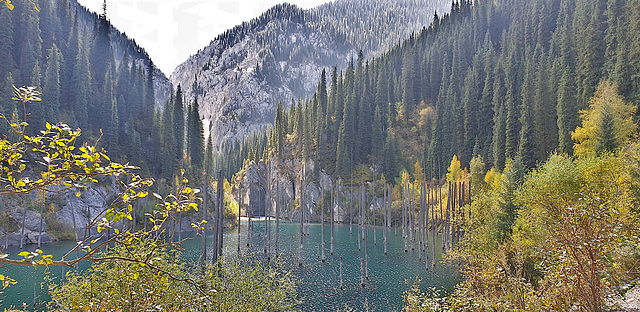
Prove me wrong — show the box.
[1,221,460,310]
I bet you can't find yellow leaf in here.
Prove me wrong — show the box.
[76,191,81,197]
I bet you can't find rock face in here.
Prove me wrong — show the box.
[238,155,380,225]
[0,183,124,247]
[170,0,450,148]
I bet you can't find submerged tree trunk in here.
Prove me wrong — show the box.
[330,186,334,255]
[38,191,45,248]
[383,184,388,255]
[321,184,326,262]
[237,183,241,253]
[275,181,280,258]
[201,170,208,273]
[299,164,304,266]
[360,258,366,288]
[340,256,344,290]
[432,181,436,266]
[403,180,408,253]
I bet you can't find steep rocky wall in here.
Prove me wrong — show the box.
[237,157,382,224]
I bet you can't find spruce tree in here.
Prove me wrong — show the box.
[28,60,44,132]
[174,85,185,161]
[462,65,479,167]
[43,43,62,125]
[190,98,205,174]
[517,55,536,170]
[0,6,15,79]
[72,41,90,129]
[160,99,177,181]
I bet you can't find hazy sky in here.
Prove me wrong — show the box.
[77,0,330,75]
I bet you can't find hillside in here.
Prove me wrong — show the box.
[255,0,640,181]
[170,0,450,148]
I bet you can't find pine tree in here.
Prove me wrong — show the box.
[462,65,479,167]
[275,100,285,155]
[371,104,384,161]
[533,46,557,161]
[402,47,419,117]
[492,64,507,171]
[105,68,119,159]
[517,54,536,170]
[383,131,397,181]
[20,2,42,85]
[25,61,44,135]
[43,43,62,125]
[355,62,372,163]
[90,7,113,90]
[160,99,177,181]
[190,98,205,173]
[72,40,90,129]
[0,6,15,79]
[174,85,185,161]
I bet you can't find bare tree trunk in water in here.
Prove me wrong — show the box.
[440,182,444,250]
[410,182,415,251]
[383,184,387,255]
[340,256,344,290]
[275,181,280,258]
[358,186,362,251]
[360,258,366,288]
[38,190,45,248]
[299,164,304,266]
[330,186,334,255]
[418,182,423,261]
[248,181,252,249]
[201,170,208,273]
[237,182,241,253]
[432,181,436,267]
[321,184,325,262]
[402,180,407,253]
[361,184,365,242]
[215,171,224,269]
[365,206,369,280]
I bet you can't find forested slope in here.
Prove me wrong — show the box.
[0,0,179,177]
[255,0,640,181]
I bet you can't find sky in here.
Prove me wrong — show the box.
[76,0,330,75]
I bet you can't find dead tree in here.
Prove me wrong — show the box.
[383,184,388,255]
[275,181,280,258]
[321,184,326,262]
[330,185,334,255]
[237,181,241,253]
[201,169,208,273]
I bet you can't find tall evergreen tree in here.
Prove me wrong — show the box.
[174,85,185,161]
[0,6,15,80]
[189,98,205,173]
[43,43,62,125]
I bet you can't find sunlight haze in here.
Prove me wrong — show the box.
[76,0,330,75]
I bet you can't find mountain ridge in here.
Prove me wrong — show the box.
[170,0,450,148]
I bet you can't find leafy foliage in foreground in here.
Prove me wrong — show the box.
[48,237,298,311]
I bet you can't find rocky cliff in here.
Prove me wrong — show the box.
[170,0,450,148]
[238,156,384,225]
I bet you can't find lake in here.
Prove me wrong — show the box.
[1,220,460,311]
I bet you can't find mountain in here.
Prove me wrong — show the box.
[170,0,450,148]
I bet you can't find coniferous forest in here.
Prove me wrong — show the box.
[2,0,640,310]
[263,0,640,180]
